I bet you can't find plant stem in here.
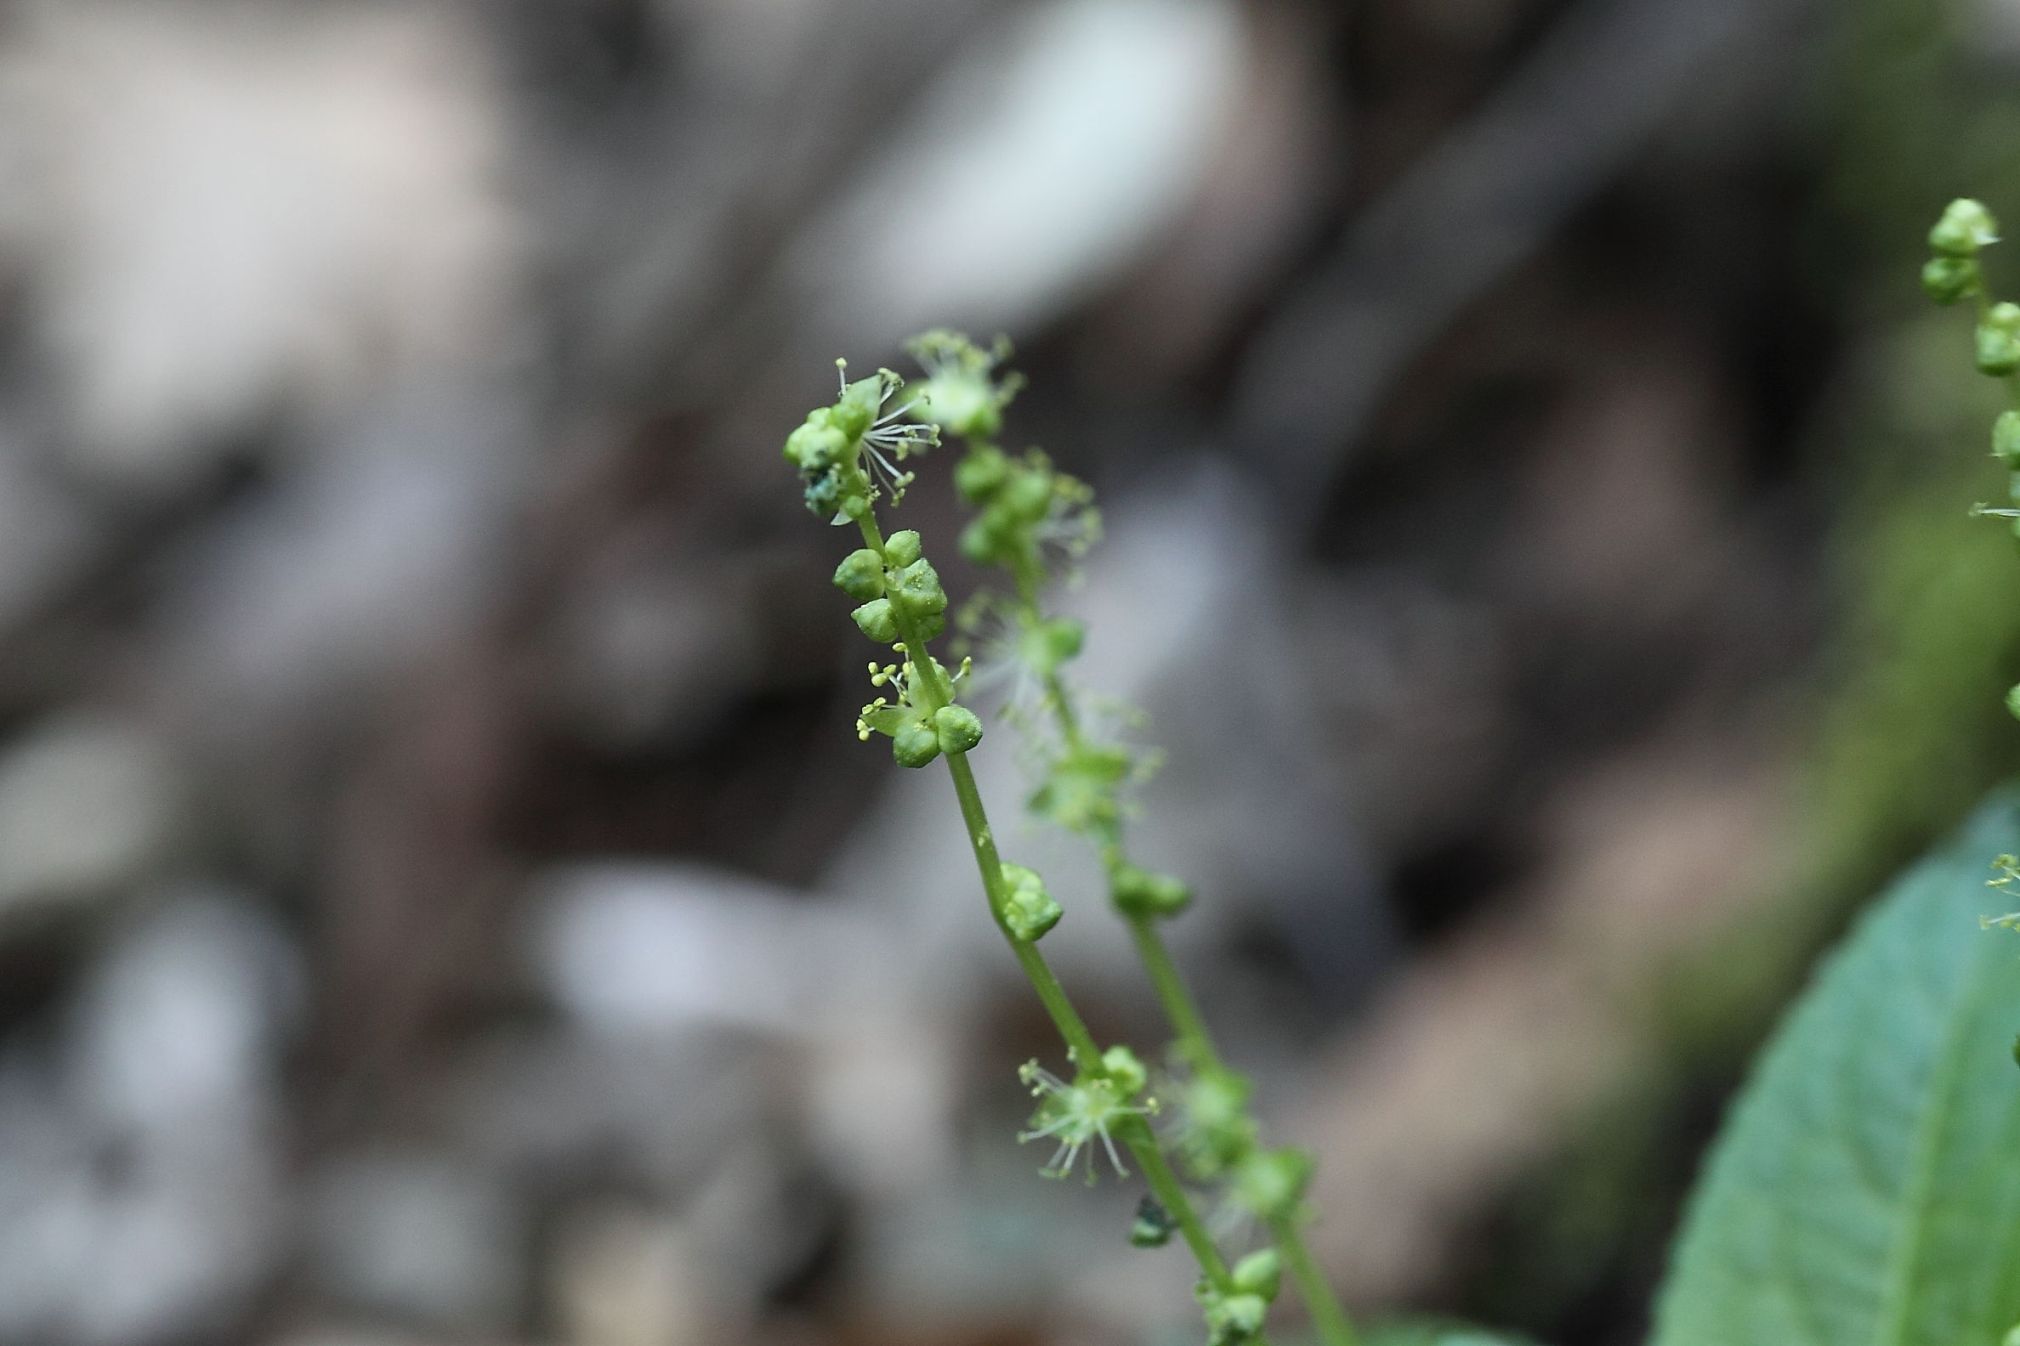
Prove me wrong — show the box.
[1275,1215,1358,1346]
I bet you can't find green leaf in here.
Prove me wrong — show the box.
[1653,790,2020,1346]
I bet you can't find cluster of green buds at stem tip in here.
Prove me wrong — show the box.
[1924,200,2020,726]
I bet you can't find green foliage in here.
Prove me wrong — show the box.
[1652,790,2020,1346]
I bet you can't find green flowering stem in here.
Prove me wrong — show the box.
[1003,566,1357,1346]
[849,510,1237,1295]
[1127,1117,1234,1284]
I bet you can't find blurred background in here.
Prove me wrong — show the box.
[1,0,2018,1344]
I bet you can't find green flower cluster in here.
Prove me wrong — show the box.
[783,334,1354,1346]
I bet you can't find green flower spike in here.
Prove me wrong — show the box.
[1016,1052,1155,1182]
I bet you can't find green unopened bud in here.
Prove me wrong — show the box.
[888,558,948,617]
[1198,1286,1269,1346]
[1020,617,1084,677]
[1230,1249,1281,1302]
[1002,469,1053,525]
[851,599,899,643]
[1100,1045,1148,1098]
[1932,198,2000,258]
[933,704,984,754]
[833,549,885,600]
[784,409,848,469]
[1232,1147,1313,1223]
[883,529,923,568]
[1923,256,1981,305]
[1000,863,1062,942]
[892,719,941,768]
[1979,303,2020,375]
[1129,1196,1176,1248]
[954,446,1011,503]
[1111,863,1192,919]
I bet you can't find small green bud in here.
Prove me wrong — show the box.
[1100,1045,1148,1098]
[1978,303,2020,375]
[883,529,923,568]
[1231,1147,1313,1223]
[1230,1249,1282,1302]
[1111,863,1192,918]
[892,719,942,768]
[1002,469,1053,525]
[933,704,984,754]
[1129,1196,1176,1248]
[959,512,1015,566]
[1019,617,1084,677]
[1922,256,1980,305]
[2006,683,2020,723]
[1931,198,1999,257]
[888,558,949,621]
[1000,863,1062,942]
[784,408,848,469]
[1198,1286,1269,1346]
[851,599,899,644]
[954,446,1011,502]
[833,549,885,600]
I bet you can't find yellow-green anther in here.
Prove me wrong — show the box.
[1923,256,1980,305]
[1931,197,1999,257]
[892,719,941,768]
[934,704,984,754]
[1230,1249,1282,1302]
[1001,863,1063,942]
[851,599,899,643]
[834,549,885,600]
